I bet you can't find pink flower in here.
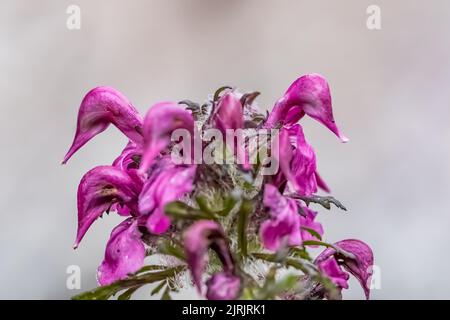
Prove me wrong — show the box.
[260,184,302,251]
[97,219,145,285]
[139,157,196,234]
[265,74,348,142]
[211,92,249,169]
[299,205,324,242]
[74,166,143,248]
[63,87,143,164]
[315,239,374,299]
[139,102,194,174]
[183,220,238,297]
[317,256,349,290]
[205,272,241,300]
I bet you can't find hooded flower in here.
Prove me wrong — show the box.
[265,74,348,142]
[315,239,374,299]
[205,272,241,300]
[183,220,237,295]
[97,219,145,285]
[139,102,195,174]
[63,87,144,164]
[260,184,302,251]
[211,92,249,169]
[139,157,196,234]
[75,166,143,248]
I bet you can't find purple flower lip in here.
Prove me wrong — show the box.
[74,165,142,248]
[62,87,143,164]
[139,102,195,174]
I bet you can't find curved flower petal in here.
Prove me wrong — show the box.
[113,141,142,171]
[139,102,195,174]
[212,92,250,169]
[75,166,142,248]
[183,220,234,293]
[289,125,318,196]
[97,219,145,285]
[315,239,374,299]
[317,256,349,289]
[206,272,241,300]
[265,74,348,142]
[315,171,331,193]
[63,87,144,164]
[139,159,196,234]
[260,184,302,251]
[212,92,244,134]
[273,125,318,196]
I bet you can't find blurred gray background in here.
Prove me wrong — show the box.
[1,0,450,299]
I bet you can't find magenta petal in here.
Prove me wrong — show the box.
[289,125,318,196]
[315,239,374,299]
[113,141,142,171]
[318,256,349,289]
[97,219,145,286]
[75,166,142,248]
[212,92,244,134]
[183,220,234,293]
[145,208,171,234]
[212,93,250,169]
[139,102,194,174]
[299,206,324,242]
[265,74,348,142]
[260,184,302,251]
[63,87,144,164]
[139,159,196,234]
[206,272,241,300]
[274,125,318,196]
[315,171,331,193]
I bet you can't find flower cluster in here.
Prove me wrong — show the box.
[64,74,374,300]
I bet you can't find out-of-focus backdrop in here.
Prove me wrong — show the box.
[1,0,450,299]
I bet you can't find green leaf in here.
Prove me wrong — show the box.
[301,227,322,241]
[158,240,187,261]
[196,196,212,214]
[117,286,139,300]
[150,281,166,296]
[161,286,172,300]
[302,240,335,248]
[237,200,253,257]
[72,266,186,300]
[134,265,168,275]
[164,201,212,221]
